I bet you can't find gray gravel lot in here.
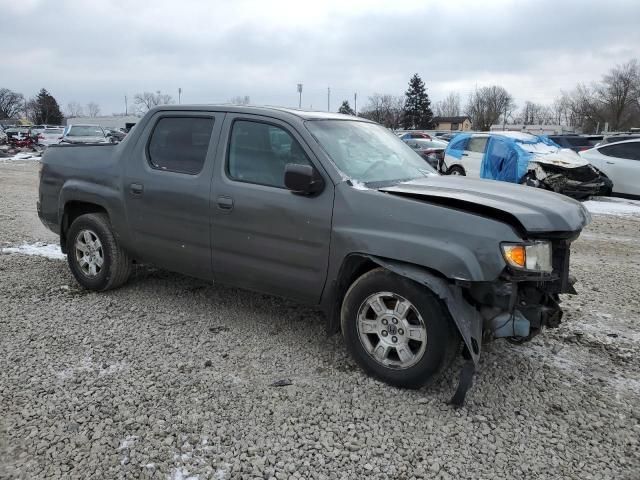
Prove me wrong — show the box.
[1,160,639,479]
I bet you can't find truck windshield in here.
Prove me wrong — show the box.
[306,120,435,184]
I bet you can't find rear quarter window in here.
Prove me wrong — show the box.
[147,117,214,175]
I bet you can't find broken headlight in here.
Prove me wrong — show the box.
[501,241,552,273]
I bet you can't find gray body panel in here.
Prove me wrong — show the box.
[38,104,589,311]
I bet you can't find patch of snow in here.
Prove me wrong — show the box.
[170,468,200,480]
[583,197,640,216]
[55,357,127,381]
[349,179,369,190]
[1,242,65,260]
[214,469,228,480]
[118,436,138,450]
[0,151,42,162]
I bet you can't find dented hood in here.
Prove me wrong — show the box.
[378,176,590,234]
[530,149,590,169]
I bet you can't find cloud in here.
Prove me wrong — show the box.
[1,0,638,114]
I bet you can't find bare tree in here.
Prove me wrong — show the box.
[65,101,84,118]
[133,91,174,114]
[595,59,639,130]
[86,102,101,117]
[465,86,515,131]
[0,88,25,119]
[434,92,461,117]
[358,93,405,129]
[519,101,553,125]
[229,96,250,105]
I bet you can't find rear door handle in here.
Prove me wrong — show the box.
[606,161,615,164]
[130,183,144,195]
[217,196,234,211]
[461,153,469,156]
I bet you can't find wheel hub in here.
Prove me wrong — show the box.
[356,292,428,370]
[74,229,104,277]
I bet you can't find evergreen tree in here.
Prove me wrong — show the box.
[29,88,63,124]
[337,100,355,115]
[402,74,434,129]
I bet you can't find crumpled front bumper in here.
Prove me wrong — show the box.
[526,163,612,200]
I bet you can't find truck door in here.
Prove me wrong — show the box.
[210,114,334,303]
[124,111,224,280]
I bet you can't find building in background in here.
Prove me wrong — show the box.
[433,116,472,131]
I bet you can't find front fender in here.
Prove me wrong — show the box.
[368,256,482,366]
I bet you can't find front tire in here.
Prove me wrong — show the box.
[341,268,459,389]
[66,213,132,291]
[448,165,466,176]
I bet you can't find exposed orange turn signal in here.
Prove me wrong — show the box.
[502,245,526,268]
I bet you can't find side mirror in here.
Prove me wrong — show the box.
[284,163,324,195]
[106,132,112,137]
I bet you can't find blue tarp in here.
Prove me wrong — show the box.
[444,133,561,183]
[445,133,470,160]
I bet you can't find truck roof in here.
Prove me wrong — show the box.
[148,104,370,122]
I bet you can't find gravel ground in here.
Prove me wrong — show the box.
[1,160,639,480]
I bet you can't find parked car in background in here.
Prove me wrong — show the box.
[596,134,640,146]
[60,124,109,144]
[579,139,640,198]
[0,127,7,144]
[5,126,31,143]
[400,132,431,140]
[403,138,448,169]
[444,132,612,199]
[439,132,459,142]
[548,135,594,153]
[38,105,591,403]
[36,127,65,147]
[104,128,127,143]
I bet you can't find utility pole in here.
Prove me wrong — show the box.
[354,92,357,116]
[178,88,182,105]
[502,103,507,130]
[327,87,331,112]
[124,95,128,115]
[297,83,303,109]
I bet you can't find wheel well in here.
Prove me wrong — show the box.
[326,254,379,334]
[61,202,108,253]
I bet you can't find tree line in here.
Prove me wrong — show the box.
[337,58,640,133]
[0,88,177,124]
[338,74,436,130]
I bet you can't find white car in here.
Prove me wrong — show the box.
[35,127,65,147]
[579,139,640,198]
[443,132,612,199]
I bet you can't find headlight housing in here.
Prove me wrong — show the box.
[501,241,553,272]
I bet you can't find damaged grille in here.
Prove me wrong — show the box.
[542,164,600,182]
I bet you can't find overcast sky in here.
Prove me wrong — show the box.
[2,0,639,116]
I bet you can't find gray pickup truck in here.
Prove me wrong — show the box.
[38,106,590,403]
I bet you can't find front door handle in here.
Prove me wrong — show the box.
[606,161,615,164]
[217,196,234,211]
[130,183,144,195]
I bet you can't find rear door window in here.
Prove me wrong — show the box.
[467,136,488,153]
[227,120,310,188]
[147,117,214,175]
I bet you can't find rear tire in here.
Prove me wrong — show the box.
[448,165,466,176]
[341,268,459,389]
[66,213,132,291]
